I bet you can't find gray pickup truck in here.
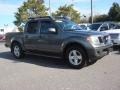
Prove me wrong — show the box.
[5,16,112,69]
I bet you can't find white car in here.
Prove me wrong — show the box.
[89,22,120,46]
[104,29,120,46]
[0,34,5,41]
[78,23,91,30]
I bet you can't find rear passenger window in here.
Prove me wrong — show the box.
[26,21,39,34]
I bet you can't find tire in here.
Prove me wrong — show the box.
[65,46,87,69]
[11,42,24,59]
[119,46,120,53]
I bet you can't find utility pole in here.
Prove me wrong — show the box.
[49,0,51,16]
[91,0,93,24]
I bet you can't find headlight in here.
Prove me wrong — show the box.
[87,35,104,47]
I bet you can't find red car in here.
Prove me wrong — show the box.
[0,34,5,41]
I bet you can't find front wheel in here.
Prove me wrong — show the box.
[65,46,87,69]
[11,43,24,59]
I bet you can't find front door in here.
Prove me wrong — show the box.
[37,20,61,53]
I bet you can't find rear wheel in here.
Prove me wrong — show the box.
[65,46,87,69]
[118,45,120,53]
[11,43,24,59]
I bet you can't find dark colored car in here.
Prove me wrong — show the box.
[5,16,112,69]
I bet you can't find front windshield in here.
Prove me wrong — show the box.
[89,24,102,31]
[55,20,82,31]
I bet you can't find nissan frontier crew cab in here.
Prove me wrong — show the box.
[5,16,112,69]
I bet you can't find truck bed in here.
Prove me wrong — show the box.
[5,32,23,47]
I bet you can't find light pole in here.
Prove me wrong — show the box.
[91,0,93,24]
[49,0,51,16]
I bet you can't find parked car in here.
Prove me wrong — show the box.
[78,23,91,30]
[5,16,112,69]
[0,34,5,41]
[89,22,120,47]
[89,22,120,31]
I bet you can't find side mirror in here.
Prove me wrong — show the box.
[48,28,57,33]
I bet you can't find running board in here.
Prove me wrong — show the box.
[25,51,62,59]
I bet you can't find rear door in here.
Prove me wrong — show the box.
[24,20,40,50]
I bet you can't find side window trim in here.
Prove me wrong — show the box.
[26,20,39,34]
[100,24,109,31]
[24,22,28,33]
[40,20,57,34]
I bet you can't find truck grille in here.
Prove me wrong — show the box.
[103,36,109,44]
[110,34,119,39]
[98,37,103,43]
[98,35,109,44]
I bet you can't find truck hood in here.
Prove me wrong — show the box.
[103,29,120,34]
[66,30,108,36]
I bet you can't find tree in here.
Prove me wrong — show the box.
[52,4,81,23]
[37,0,44,3]
[88,14,109,23]
[88,2,120,23]
[108,2,120,21]
[14,0,48,31]
[80,15,88,23]
[94,14,109,22]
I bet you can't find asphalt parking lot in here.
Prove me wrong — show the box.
[0,42,120,90]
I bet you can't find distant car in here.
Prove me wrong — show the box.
[89,22,120,31]
[78,23,91,30]
[89,22,120,47]
[0,34,5,41]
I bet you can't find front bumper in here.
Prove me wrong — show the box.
[88,44,113,62]
[111,39,120,46]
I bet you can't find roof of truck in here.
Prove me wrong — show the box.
[28,16,71,21]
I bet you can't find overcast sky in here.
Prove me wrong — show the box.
[0,0,120,27]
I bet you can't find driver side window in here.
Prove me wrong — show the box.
[40,21,56,34]
[100,24,109,31]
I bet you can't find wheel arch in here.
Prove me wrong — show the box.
[10,37,24,49]
[10,40,23,52]
[63,42,89,60]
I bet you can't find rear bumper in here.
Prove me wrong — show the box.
[88,44,113,62]
[5,43,9,47]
